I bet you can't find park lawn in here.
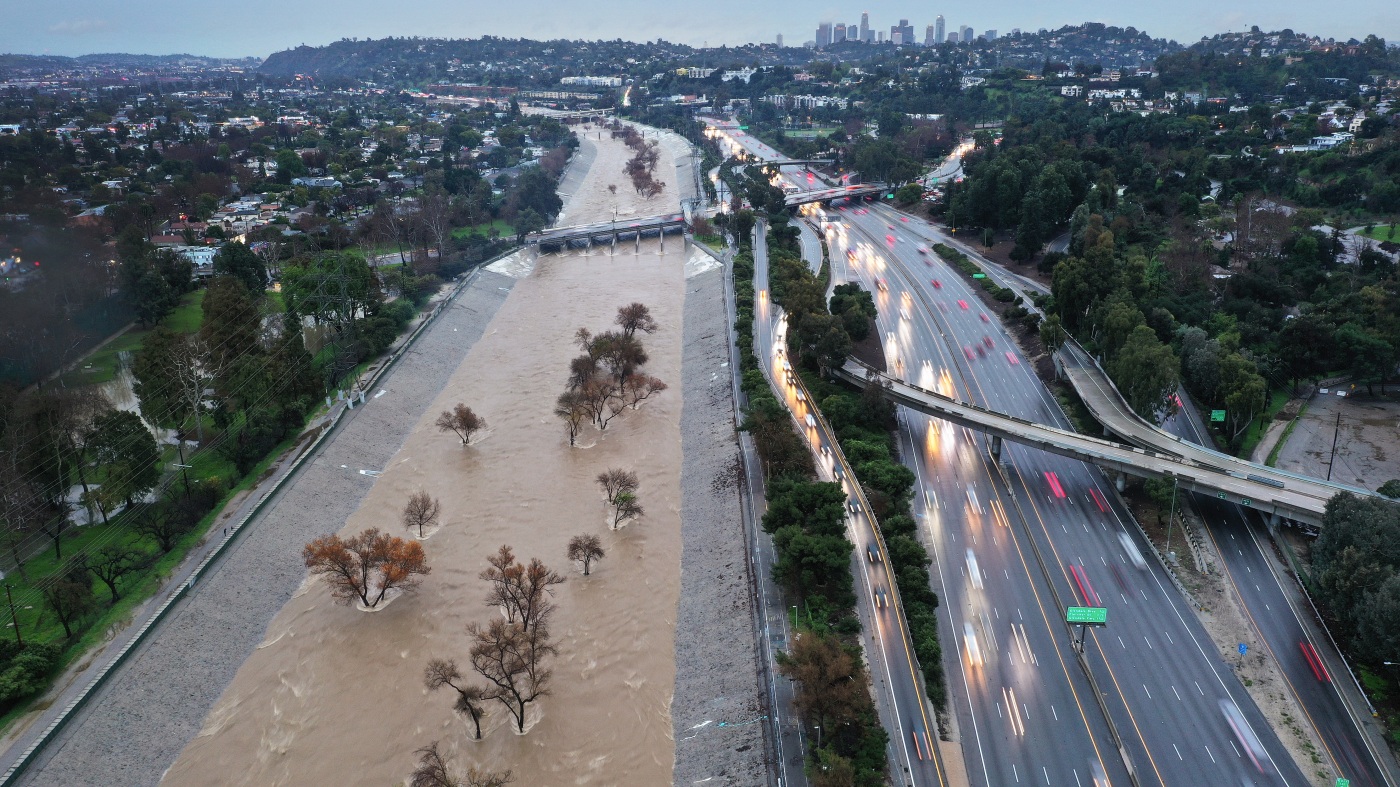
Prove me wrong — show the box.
[1354,224,1400,242]
[783,127,839,139]
[451,219,514,239]
[56,290,208,387]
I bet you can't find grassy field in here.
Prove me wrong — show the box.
[1354,224,1400,242]
[451,219,515,239]
[58,290,206,386]
[782,127,839,139]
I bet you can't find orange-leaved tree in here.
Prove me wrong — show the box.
[303,527,430,608]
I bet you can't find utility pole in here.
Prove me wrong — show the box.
[6,584,22,647]
[1326,411,1341,481]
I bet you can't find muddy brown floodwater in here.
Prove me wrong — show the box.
[165,131,688,786]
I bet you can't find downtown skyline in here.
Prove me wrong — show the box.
[2,0,1396,59]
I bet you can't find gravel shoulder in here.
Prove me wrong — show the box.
[671,264,767,785]
[13,270,517,787]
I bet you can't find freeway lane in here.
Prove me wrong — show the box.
[1161,399,1394,787]
[754,224,948,787]
[826,214,1129,787]
[877,201,1396,787]
[831,205,1309,787]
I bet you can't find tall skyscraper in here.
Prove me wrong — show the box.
[891,19,914,46]
[859,12,870,43]
[924,25,935,46]
[816,23,832,47]
[984,29,997,40]
[935,15,945,44]
[848,24,859,41]
[959,25,972,42]
[834,23,846,43]
[776,33,784,47]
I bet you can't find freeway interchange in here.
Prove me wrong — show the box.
[714,122,1395,787]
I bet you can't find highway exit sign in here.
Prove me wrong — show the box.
[1337,779,1350,787]
[1066,606,1107,625]
[972,273,987,279]
[1210,409,1226,422]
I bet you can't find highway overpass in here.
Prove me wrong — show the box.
[784,184,886,208]
[1054,339,1378,520]
[525,212,686,250]
[834,358,1344,526]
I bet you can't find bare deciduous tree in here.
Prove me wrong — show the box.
[567,534,605,576]
[615,302,658,338]
[596,468,639,504]
[424,658,491,740]
[622,374,668,409]
[611,491,643,530]
[554,391,588,446]
[479,546,565,629]
[468,617,555,733]
[403,490,442,538]
[303,527,431,608]
[436,404,485,445]
[81,544,149,604]
[411,740,514,787]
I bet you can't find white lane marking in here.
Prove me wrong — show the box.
[1144,684,1152,699]
[1205,745,1217,764]
[1172,685,1182,701]
[1173,743,1182,760]
[1195,681,1205,696]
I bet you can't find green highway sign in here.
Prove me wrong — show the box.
[972,273,987,279]
[1242,498,1252,507]
[738,125,749,130]
[1066,606,1107,625]
[1218,492,1228,500]
[1337,779,1350,787]
[1210,409,1226,423]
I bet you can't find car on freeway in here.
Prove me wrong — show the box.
[931,279,942,288]
[1119,532,1148,570]
[983,336,994,347]
[965,548,983,589]
[900,307,911,321]
[964,622,983,666]
[1005,351,1019,365]
[876,277,888,291]
[874,587,889,609]
[1220,699,1272,773]
[980,313,990,322]
[957,299,968,309]
[804,412,816,428]
[917,246,928,254]
[963,346,976,360]
[868,544,882,563]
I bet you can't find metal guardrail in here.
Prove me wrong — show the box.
[0,255,513,786]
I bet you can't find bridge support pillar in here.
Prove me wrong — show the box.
[1115,473,1125,493]
[1267,512,1279,534]
[660,230,665,254]
[990,435,1003,461]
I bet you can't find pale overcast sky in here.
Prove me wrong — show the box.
[3,0,1395,59]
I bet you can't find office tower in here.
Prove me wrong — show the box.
[924,25,935,46]
[776,33,784,47]
[834,23,846,42]
[860,12,870,43]
[877,31,886,43]
[959,25,972,42]
[1011,28,1020,36]
[891,19,914,46]
[848,24,859,41]
[984,29,997,40]
[935,15,945,43]
[816,23,832,47]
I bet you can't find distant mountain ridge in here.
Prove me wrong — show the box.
[0,52,261,75]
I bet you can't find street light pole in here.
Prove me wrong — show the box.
[1165,477,1179,559]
